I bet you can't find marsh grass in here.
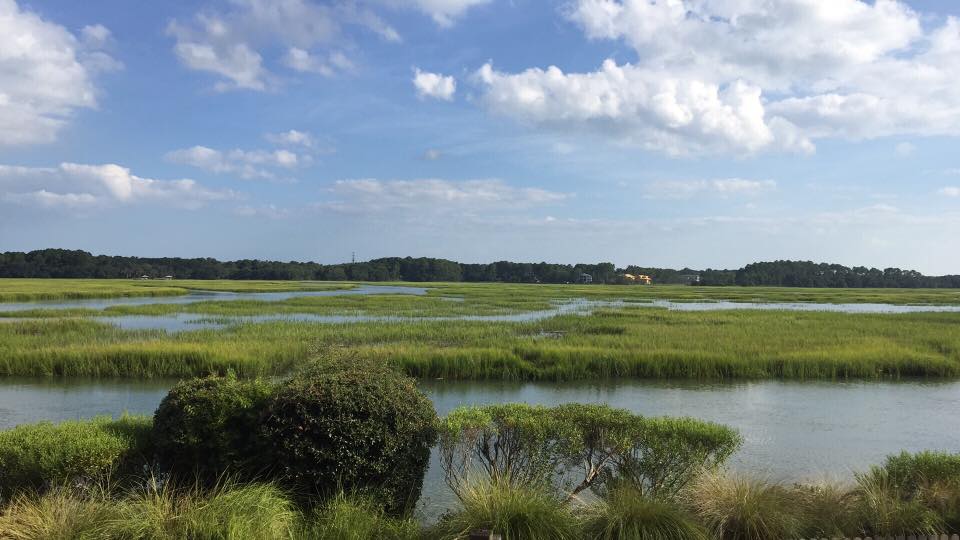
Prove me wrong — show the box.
[306,493,421,540]
[1,305,959,379]
[0,278,355,303]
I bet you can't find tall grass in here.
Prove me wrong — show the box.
[306,493,421,540]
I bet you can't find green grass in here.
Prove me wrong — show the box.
[0,307,959,379]
[0,278,356,302]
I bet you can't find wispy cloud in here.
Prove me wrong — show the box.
[643,178,776,200]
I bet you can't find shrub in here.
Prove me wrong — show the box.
[152,375,273,479]
[307,493,421,540]
[581,487,707,540]
[600,416,740,500]
[431,480,580,540]
[439,403,740,502]
[0,415,152,495]
[687,471,802,540]
[260,356,438,513]
[439,404,564,498]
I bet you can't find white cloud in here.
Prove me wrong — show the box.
[940,187,960,198]
[0,0,118,146]
[265,129,316,148]
[423,149,442,160]
[475,0,960,155]
[166,145,304,181]
[283,48,354,76]
[167,0,402,91]
[318,178,569,215]
[400,0,491,27]
[644,178,776,200]
[413,68,456,101]
[0,163,237,210]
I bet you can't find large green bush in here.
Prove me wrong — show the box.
[151,375,273,479]
[260,356,438,513]
[0,415,152,495]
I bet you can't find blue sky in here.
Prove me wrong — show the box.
[2,0,960,273]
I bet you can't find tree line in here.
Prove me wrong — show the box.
[0,249,957,287]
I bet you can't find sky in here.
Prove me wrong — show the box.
[2,0,960,273]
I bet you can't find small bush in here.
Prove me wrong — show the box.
[431,480,580,540]
[581,487,707,540]
[261,355,438,513]
[152,375,273,479]
[0,415,152,495]
[307,493,421,540]
[688,471,802,540]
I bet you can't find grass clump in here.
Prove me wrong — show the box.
[854,468,945,536]
[0,486,114,540]
[104,479,299,540]
[431,480,580,540]
[581,487,707,540]
[306,492,421,540]
[0,415,152,495]
[687,471,801,540]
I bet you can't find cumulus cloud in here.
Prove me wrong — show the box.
[0,163,236,210]
[474,0,960,155]
[166,145,303,181]
[0,0,118,146]
[644,178,777,200]
[413,68,456,101]
[318,178,569,215]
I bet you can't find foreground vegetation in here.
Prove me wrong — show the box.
[1,356,958,538]
[1,306,958,379]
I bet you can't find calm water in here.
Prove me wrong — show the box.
[2,378,958,516]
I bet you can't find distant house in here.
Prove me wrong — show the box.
[579,273,593,284]
[138,275,150,280]
[162,275,174,280]
[621,273,652,285]
[679,274,701,285]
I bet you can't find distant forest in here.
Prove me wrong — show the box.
[1,249,959,288]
